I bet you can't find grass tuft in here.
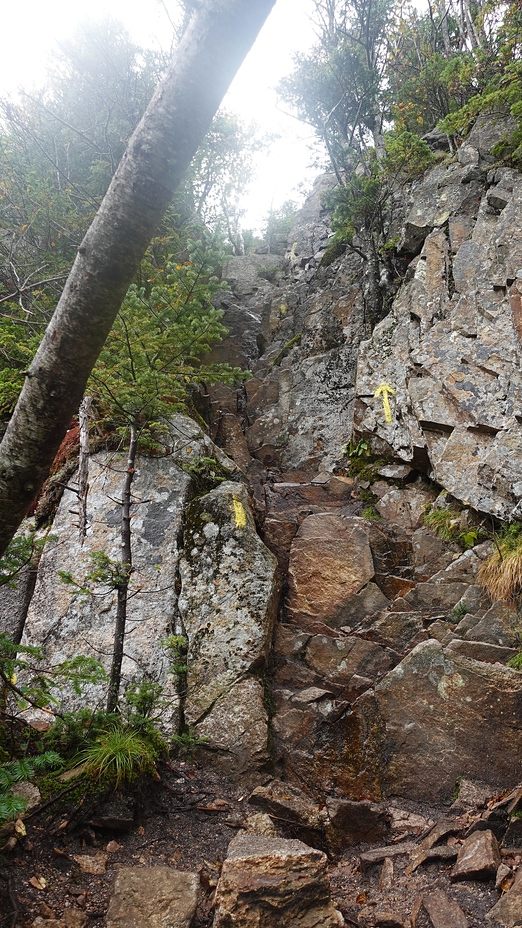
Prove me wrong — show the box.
[478,524,522,602]
[75,724,157,786]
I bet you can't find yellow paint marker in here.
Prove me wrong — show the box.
[232,496,247,529]
[374,381,395,423]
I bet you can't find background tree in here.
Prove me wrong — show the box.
[0,19,268,434]
[438,0,522,164]
[0,0,277,562]
[262,200,298,253]
[278,0,393,182]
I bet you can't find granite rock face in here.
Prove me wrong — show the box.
[206,173,367,474]
[179,480,281,781]
[357,640,522,801]
[20,448,192,730]
[354,146,522,519]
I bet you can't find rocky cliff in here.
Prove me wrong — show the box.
[4,116,522,811]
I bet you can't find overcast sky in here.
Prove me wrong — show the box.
[0,0,321,232]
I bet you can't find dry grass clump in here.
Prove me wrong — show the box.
[478,524,522,602]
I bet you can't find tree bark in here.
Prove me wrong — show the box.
[77,396,91,544]
[0,0,276,560]
[106,420,138,714]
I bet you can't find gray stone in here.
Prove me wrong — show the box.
[335,583,389,629]
[354,158,522,521]
[357,640,522,801]
[358,610,425,652]
[467,114,517,162]
[106,867,199,928]
[194,677,270,784]
[359,842,417,871]
[32,916,86,928]
[465,601,521,647]
[21,448,193,729]
[305,633,396,686]
[451,778,498,811]
[446,638,517,664]
[212,834,344,927]
[422,890,469,928]
[488,866,522,925]
[242,813,278,837]
[249,779,326,830]
[179,481,280,777]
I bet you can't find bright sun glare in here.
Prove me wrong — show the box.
[0,0,320,232]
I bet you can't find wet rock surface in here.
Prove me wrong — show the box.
[354,139,522,520]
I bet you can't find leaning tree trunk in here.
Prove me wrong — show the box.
[106,420,138,714]
[0,0,276,561]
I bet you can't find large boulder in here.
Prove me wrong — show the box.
[287,515,375,630]
[21,449,192,729]
[358,640,522,801]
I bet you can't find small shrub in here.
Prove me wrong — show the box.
[508,651,522,671]
[256,265,279,283]
[451,601,470,622]
[0,752,62,825]
[423,504,460,542]
[479,524,522,602]
[162,636,188,676]
[171,728,209,760]
[182,455,232,493]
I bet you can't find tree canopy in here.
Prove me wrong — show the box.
[277,0,522,324]
[0,17,266,432]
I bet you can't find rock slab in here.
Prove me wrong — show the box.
[179,481,281,780]
[106,867,199,928]
[358,639,522,801]
[212,834,343,927]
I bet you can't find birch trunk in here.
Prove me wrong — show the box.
[0,0,276,560]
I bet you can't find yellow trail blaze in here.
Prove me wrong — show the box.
[232,496,247,529]
[374,381,395,423]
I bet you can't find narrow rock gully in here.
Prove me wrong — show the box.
[4,118,522,927]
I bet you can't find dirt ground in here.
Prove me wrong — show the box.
[0,760,511,927]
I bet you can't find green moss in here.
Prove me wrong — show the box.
[318,241,346,268]
[270,334,302,370]
[508,651,522,671]
[257,265,279,283]
[349,456,387,481]
[258,670,276,720]
[181,455,235,496]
